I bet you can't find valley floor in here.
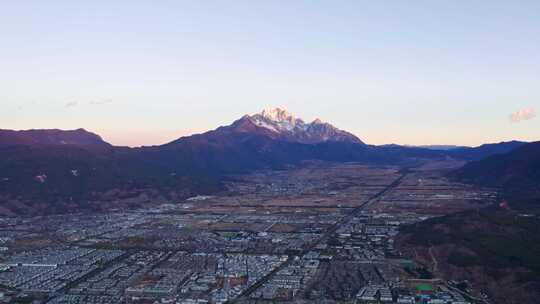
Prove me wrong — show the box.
[0,161,500,304]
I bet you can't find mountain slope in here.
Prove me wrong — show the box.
[399,141,540,304]
[453,141,540,196]
[0,124,441,215]
[0,108,529,216]
[162,113,448,173]
[398,208,540,304]
[448,140,526,161]
[0,144,221,215]
[0,128,111,148]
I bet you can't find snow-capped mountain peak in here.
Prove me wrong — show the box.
[257,107,305,131]
[241,107,364,144]
[261,107,295,122]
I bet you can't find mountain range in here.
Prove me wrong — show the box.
[454,141,540,200]
[0,107,530,215]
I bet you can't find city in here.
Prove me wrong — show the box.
[2,2,539,303]
[0,163,496,303]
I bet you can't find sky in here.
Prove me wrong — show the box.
[1,1,539,147]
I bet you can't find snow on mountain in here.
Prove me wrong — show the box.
[242,107,364,144]
[252,108,306,133]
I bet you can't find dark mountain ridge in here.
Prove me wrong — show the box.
[0,128,110,148]
[398,142,540,304]
[447,140,526,161]
[453,141,540,198]
[0,109,529,215]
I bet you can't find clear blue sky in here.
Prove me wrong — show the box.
[2,1,539,146]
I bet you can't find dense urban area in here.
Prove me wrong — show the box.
[0,162,498,304]
[3,1,540,302]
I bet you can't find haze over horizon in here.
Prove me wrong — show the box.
[2,1,539,146]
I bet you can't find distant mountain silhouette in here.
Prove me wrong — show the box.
[454,141,540,197]
[0,128,110,148]
[447,140,526,161]
[0,109,530,215]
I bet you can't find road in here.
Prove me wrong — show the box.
[428,246,439,273]
[226,172,408,303]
